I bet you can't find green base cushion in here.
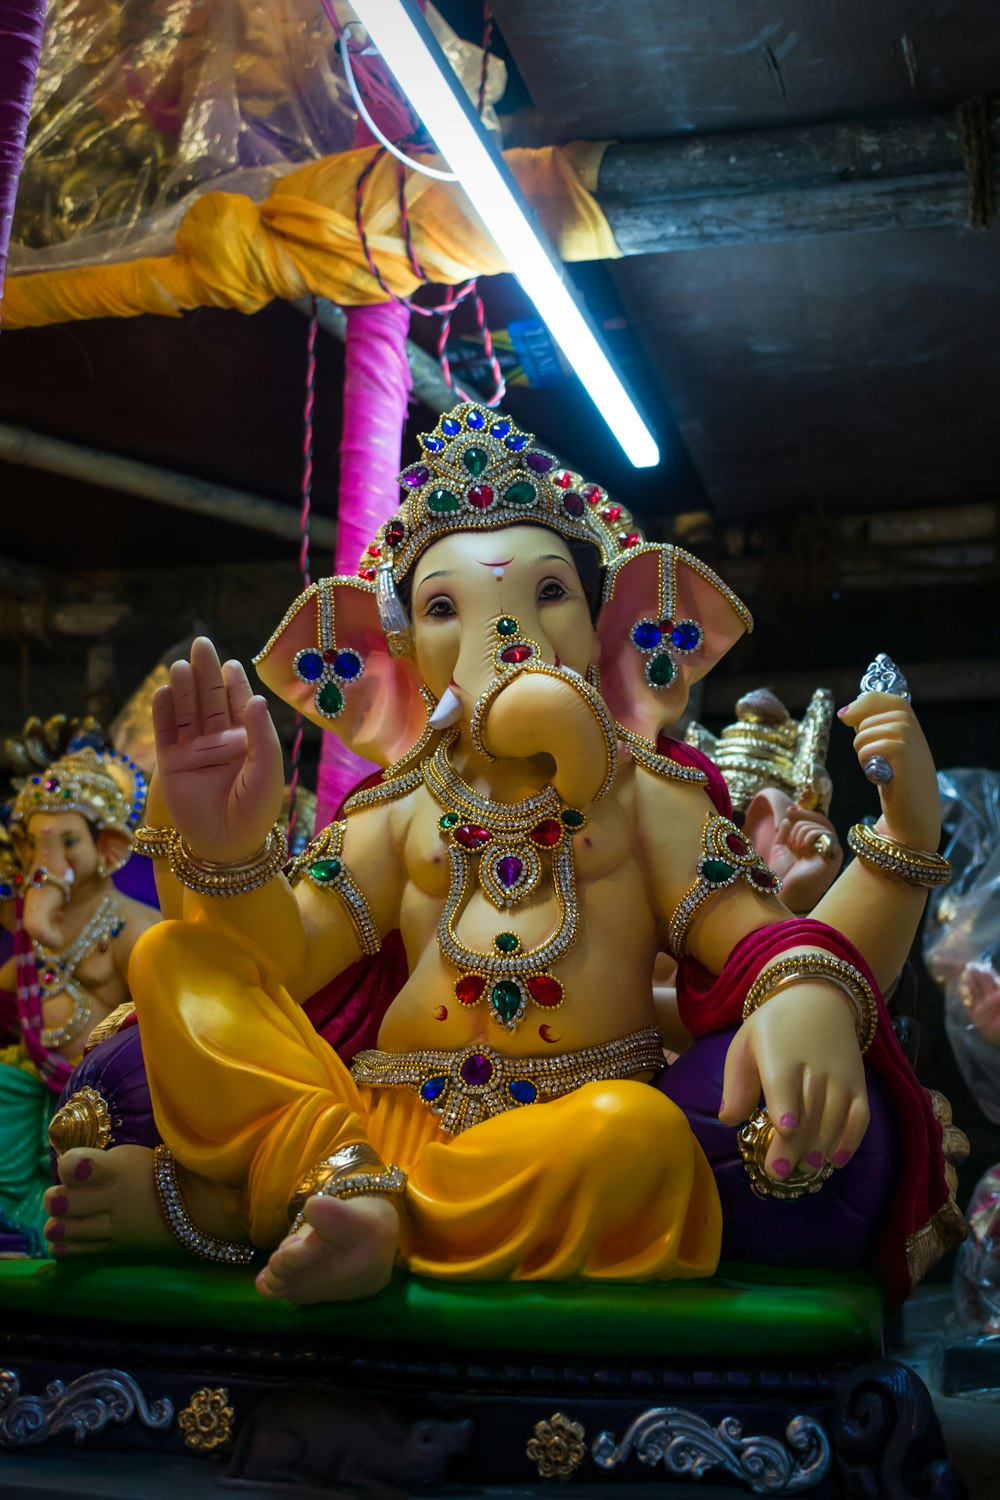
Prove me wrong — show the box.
[0,1256,883,1361]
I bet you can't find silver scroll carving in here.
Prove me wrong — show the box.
[592,1406,831,1494]
[0,1367,174,1447]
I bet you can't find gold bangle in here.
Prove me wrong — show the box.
[742,953,878,1053]
[134,824,176,860]
[288,1142,406,1232]
[737,1108,835,1200]
[847,823,951,889]
[169,824,288,897]
[470,662,618,801]
[152,1145,254,1265]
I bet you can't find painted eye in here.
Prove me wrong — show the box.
[538,580,567,601]
[424,597,456,618]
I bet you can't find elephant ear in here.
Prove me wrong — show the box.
[597,544,753,741]
[254,577,431,769]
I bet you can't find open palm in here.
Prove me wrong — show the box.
[152,637,285,862]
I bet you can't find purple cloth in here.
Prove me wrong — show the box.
[54,1022,162,1180]
[656,1027,896,1269]
[0,0,46,307]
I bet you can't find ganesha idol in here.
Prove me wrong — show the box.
[0,748,156,1252]
[47,402,964,1308]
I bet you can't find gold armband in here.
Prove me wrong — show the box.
[847,823,952,889]
[287,821,381,955]
[742,953,878,1054]
[287,1142,407,1232]
[667,814,783,957]
[152,1145,255,1265]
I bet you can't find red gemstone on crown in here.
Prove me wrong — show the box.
[582,484,602,504]
[367,545,381,557]
[357,567,377,580]
[385,519,406,548]
[454,825,492,850]
[725,832,749,857]
[500,644,533,664]
[526,975,562,1007]
[602,505,622,523]
[562,492,584,517]
[554,470,572,489]
[622,532,641,548]
[468,484,495,508]
[531,819,562,847]
[456,975,487,1006]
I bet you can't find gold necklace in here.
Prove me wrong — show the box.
[34,896,124,1050]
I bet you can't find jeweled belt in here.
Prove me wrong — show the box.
[350,1027,665,1136]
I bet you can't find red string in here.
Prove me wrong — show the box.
[287,298,319,844]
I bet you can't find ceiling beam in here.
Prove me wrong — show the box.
[596,111,998,252]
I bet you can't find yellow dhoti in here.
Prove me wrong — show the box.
[131,921,721,1281]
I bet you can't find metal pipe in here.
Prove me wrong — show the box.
[0,422,338,549]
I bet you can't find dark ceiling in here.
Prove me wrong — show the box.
[1,0,998,573]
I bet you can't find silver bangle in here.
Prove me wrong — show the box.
[152,1145,255,1265]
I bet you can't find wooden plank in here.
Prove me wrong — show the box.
[702,659,1000,713]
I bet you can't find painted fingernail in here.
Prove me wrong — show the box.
[49,1194,69,1216]
[718,1098,726,1115]
[805,1151,825,1170]
[73,1158,93,1182]
[837,705,850,718]
[833,1149,853,1167]
[772,1158,792,1178]
[46,1221,66,1241]
[778,1112,798,1129]
[51,1243,68,1259]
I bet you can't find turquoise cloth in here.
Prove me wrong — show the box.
[0,1049,54,1254]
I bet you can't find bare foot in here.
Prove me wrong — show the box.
[43,1146,251,1260]
[256,1193,399,1305]
[43,1146,174,1258]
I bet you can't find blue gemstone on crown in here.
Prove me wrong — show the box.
[491,420,511,438]
[671,621,703,652]
[442,417,461,436]
[423,435,445,452]
[420,1076,448,1102]
[466,409,486,429]
[508,1078,538,1105]
[505,434,529,451]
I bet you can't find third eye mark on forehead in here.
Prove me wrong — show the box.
[418,553,571,589]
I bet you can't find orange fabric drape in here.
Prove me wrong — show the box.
[1,143,620,329]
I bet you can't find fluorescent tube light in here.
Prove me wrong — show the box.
[346,0,660,469]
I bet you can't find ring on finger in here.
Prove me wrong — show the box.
[737,1109,835,1200]
[812,833,839,861]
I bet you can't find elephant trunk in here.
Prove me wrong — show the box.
[22,877,71,950]
[479,669,616,807]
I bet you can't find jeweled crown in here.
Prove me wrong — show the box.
[356,402,644,583]
[10,747,147,836]
[685,688,834,816]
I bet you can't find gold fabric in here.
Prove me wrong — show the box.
[2,144,620,331]
[130,918,720,1282]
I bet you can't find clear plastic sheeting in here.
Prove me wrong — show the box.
[924,769,1000,1125]
[10,0,505,272]
[952,1165,1000,1340]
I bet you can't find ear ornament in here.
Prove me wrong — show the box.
[292,580,366,721]
[629,616,705,692]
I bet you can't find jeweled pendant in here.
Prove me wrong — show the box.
[491,980,525,1026]
[480,842,540,909]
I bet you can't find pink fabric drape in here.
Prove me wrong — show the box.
[315,298,414,826]
[0,0,46,310]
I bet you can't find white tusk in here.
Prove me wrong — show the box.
[429,687,463,728]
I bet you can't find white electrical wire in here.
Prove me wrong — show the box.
[339,24,458,182]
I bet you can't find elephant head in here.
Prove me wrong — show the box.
[9,748,146,949]
[255,403,753,805]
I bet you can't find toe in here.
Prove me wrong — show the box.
[55,1148,113,1188]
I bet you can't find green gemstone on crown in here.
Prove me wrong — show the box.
[504,481,536,506]
[310,858,342,883]
[316,681,344,716]
[462,446,489,477]
[428,487,460,514]
[701,858,735,884]
[496,616,519,637]
[491,980,523,1023]
[494,931,521,954]
[648,654,676,687]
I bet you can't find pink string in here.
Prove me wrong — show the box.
[287,300,319,844]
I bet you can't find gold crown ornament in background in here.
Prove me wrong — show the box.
[686,687,834,817]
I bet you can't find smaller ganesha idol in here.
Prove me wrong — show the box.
[0,745,157,1253]
[49,403,961,1310]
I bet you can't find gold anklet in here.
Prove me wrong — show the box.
[287,1142,406,1232]
[169,824,288,897]
[742,953,877,1053]
[152,1145,255,1265]
[847,823,952,889]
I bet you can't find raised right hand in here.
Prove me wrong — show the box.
[151,637,285,862]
